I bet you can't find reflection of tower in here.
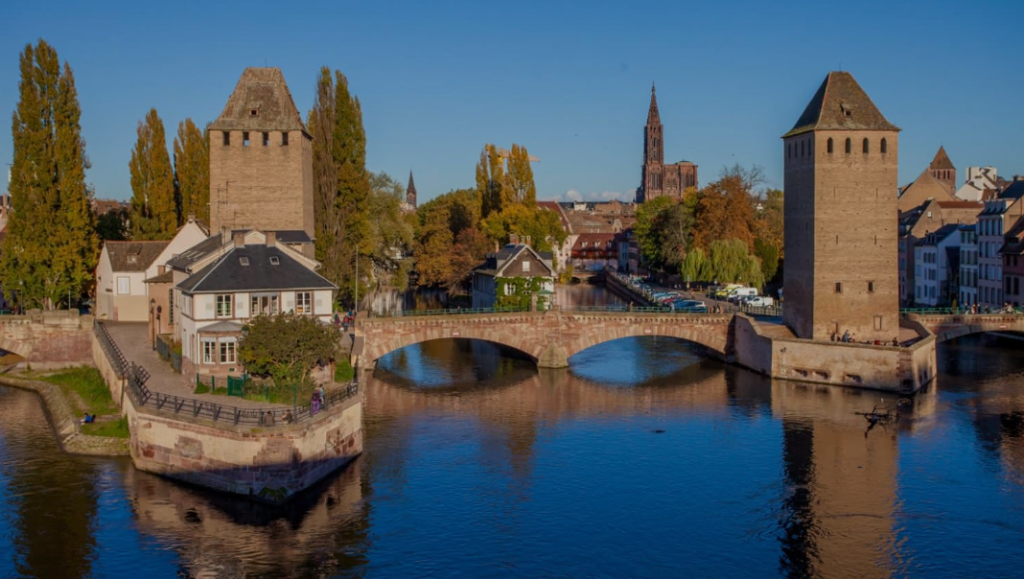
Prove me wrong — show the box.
[772,382,902,578]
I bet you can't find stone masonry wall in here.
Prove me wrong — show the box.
[0,311,94,369]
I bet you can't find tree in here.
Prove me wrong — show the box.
[707,239,764,288]
[447,227,493,290]
[366,171,415,292]
[1,40,99,310]
[309,67,371,308]
[753,188,784,258]
[659,202,695,268]
[173,118,209,224]
[414,201,454,287]
[754,237,780,283]
[238,312,338,401]
[129,108,177,239]
[692,173,755,251]
[633,196,674,268]
[96,207,129,241]
[480,203,566,253]
[504,144,536,206]
[680,247,711,283]
[477,144,506,217]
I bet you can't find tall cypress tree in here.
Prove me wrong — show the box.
[310,67,370,308]
[173,118,209,224]
[129,108,176,240]
[0,40,98,310]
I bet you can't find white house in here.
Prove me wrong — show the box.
[955,166,1000,202]
[914,224,961,307]
[94,216,209,321]
[172,230,336,378]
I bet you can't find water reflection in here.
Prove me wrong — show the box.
[0,331,1022,577]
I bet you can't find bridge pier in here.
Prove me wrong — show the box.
[537,342,569,369]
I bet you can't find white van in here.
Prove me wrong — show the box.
[727,287,757,302]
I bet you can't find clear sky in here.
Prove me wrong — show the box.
[2,0,1022,204]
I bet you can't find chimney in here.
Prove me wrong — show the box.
[186,212,196,223]
[509,233,520,246]
[266,231,277,246]
[524,235,532,247]
[157,265,166,275]
[233,232,245,248]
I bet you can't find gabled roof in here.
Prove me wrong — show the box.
[930,146,955,171]
[166,233,224,272]
[784,71,899,138]
[104,241,171,272]
[473,244,555,277]
[915,223,960,247]
[209,68,308,135]
[177,244,335,294]
[898,169,957,212]
[998,179,1024,202]
[573,232,616,250]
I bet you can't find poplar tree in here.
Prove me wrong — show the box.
[505,143,536,206]
[173,118,209,224]
[309,67,370,307]
[129,108,177,239]
[0,40,98,310]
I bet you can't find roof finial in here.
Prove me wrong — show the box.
[652,80,656,94]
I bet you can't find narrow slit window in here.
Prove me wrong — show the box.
[281,131,289,146]
[863,138,869,154]
[845,138,852,154]
[868,281,875,293]
[835,282,842,294]
[222,131,230,146]
[262,132,269,146]
[827,137,833,154]
[242,132,250,147]
[881,138,887,154]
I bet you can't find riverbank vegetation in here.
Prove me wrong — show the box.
[39,367,128,438]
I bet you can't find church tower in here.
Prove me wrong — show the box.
[208,68,314,241]
[782,71,900,341]
[638,84,664,203]
[928,146,956,193]
[406,171,418,209]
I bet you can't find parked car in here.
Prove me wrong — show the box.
[745,296,774,307]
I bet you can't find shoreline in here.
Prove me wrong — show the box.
[0,373,130,457]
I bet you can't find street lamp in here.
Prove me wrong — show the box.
[149,299,156,350]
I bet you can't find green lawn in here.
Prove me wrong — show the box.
[39,367,129,438]
[334,359,354,382]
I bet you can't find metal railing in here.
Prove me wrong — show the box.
[388,306,529,317]
[900,307,1024,316]
[95,321,130,378]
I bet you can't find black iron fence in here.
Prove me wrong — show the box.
[95,321,129,378]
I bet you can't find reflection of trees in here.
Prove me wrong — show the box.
[0,388,98,579]
[127,459,369,578]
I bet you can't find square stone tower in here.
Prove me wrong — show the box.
[782,72,900,341]
[208,68,314,239]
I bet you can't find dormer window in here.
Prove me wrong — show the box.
[249,108,258,117]
[239,257,250,266]
[269,256,280,265]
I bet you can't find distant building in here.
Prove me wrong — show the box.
[471,241,555,309]
[636,84,698,203]
[913,224,961,307]
[898,164,958,212]
[956,166,1003,202]
[208,68,314,253]
[536,201,573,273]
[978,178,1024,308]
[782,71,899,340]
[571,232,617,272]
[899,199,982,306]
[403,171,417,212]
[927,146,956,193]
[999,216,1024,307]
[958,224,979,308]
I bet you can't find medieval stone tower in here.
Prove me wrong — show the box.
[208,68,314,240]
[782,71,900,341]
[637,84,698,203]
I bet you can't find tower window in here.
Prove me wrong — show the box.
[863,138,869,154]
[242,132,250,147]
[868,281,875,293]
[881,138,888,154]
[262,132,269,146]
[845,138,851,154]
[787,144,791,159]
[827,138,833,154]
[281,131,289,146]
[222,131,230,146]
[249,108,258,117]
[835,282,843,293]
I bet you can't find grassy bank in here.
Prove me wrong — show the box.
[40,367,129,438]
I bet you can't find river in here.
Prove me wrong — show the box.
[0,284,1022,578]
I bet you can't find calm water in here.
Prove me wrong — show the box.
[0,285,1022,578]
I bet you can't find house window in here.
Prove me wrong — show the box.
[845,138,851,154]
[868,281,875,293]
[863,138,869,154]
[251,294,279,316]
[522,260,531,273]
[827,138,833,154]
[116,277,130,295]
[835,282,842,293]
[281,132,289,146]
[881,138,888,154]
[262,132,269,146]
[222,131,230,146]
[269,256,280,265]
[168,288,174,324]
[216,294,233,317]
[220,341,236,364]
[202,339,216,364]
[296,292,312,314]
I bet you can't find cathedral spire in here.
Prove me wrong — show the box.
[406,170,417,209]
[647,82,661,126]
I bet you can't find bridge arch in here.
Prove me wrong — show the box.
[905,313,1024,345]
[562,323,729,361]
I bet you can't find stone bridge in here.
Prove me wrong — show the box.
[902,312,1024,343]
[0,310,94,369]
[353,310,734,369]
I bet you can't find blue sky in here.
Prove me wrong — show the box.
[2,0,1022,204]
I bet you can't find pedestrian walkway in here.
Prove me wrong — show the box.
[103,322,287,409]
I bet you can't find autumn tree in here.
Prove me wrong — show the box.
[447,227,493,290]
[477,144,506,217]
[366,171,415,292]
[173,118,209,223]
[309,67,371,307]
[633,196,674,268]
[414,200,454,287]
[480,203,566,253]
[0,40,99,310]
[692,173,755,251]
[238,312,338,402]
[708,239,764,288]
[504,144,536,206]
[129,108,177,239]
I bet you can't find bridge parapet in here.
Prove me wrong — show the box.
[0,310,94,368]
[902,312,1024,343]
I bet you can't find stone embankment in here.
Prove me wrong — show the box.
[0,375,129,456]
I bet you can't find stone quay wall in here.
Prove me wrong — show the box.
[92,322,363,503]
[0,310,94,369]
[733,314,936,393]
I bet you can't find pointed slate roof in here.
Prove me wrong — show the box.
[929,146,955,171]
[406,171,417,206]
[784,71,899,137]
[210,68,308,135]
[646,83,660,125]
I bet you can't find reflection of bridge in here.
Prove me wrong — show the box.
[902,311,1024,343]
[354,309,733,369]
